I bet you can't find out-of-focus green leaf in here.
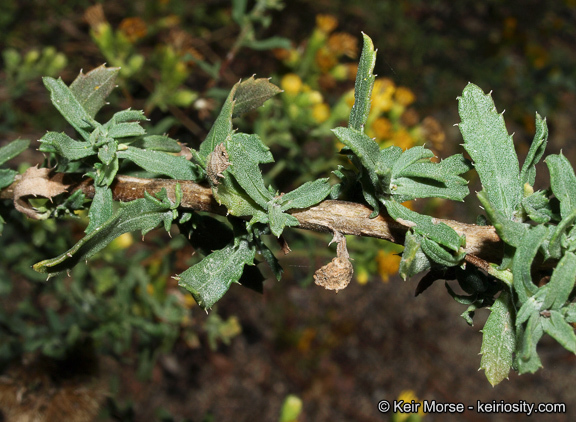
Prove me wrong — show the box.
[0,139,30,165]
[0,169,17,190]
[458,83,522,219]
[480,291,515,386]
[69,65,120,118]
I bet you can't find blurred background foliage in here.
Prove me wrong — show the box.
[1,0,576,420]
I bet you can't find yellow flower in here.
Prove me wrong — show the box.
[371,78,396,111]
[356,268,369,285]
[392,128,415,150]
[371,117,393,140]
[327,32,358,59]
[316,14,338,34]
[315,47,338,72]
[394,86,416,107]
[395,390,426,420]
[312,103,330,123]
[118,17,148,43]
[344,89,356,108]
[376,250,400,282]
[281,73,303,95]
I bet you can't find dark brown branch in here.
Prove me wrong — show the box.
[1,173,503,264]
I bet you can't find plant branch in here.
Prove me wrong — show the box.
[1,172,503,265]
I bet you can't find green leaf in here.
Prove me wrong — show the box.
[176,240,255,310]
[232,76,282,118]
[399,231,431,280]
[332,127,381,174]
[94,155,119,187]
[43,76,98,141]
[98,141,117,165]
[212,175,267,219]
[86,185,113,234]
[198,84,237,162]
[107,122,146,139]
[226,133,274,208]
[458,83,521,219]
[547,207,576,259]
[542,251,576,311]
[69,65,120,118]
[391,146,434,176]
[130,135,182,153]
[420,236,466,267]
[117,146,199,180]
[542,310,576,354]
[477,190,527,247]
[109,109,147,123]
[243,36,292,51]
[253,231,283,281]
[515,312,543,374]
[385,200,462,251]
[480,291,515,386]
[546,153,576,220]
[521,190,552,224]
[33,188,179,276]
[349,33,376,132]
[279,178,331,211]
[0,169,17,190]
[267,202,299,237]
[391,152,471,202]
[0,139,30,165]
[39,132,95,160]
[520,112,548,187]
[512,225,547,304]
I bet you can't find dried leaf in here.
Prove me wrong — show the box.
[314,231,353,293]
[13,166,68,219]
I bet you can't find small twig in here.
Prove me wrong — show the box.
[1,173,503,265]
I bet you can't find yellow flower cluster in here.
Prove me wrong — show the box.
[280,73,332,124]
[394,390,426,421]
[375,250,401,283]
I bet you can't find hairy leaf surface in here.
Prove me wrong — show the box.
[33,188,179,275]
[176,240,255,310]
[480,291,515,386]
[458,83,521,219]
[349,33,376,132]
